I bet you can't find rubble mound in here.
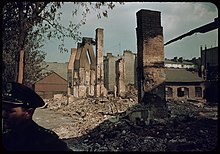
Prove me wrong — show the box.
[65,116,217,152]
[45,95,218,152]
[46,95,138,138]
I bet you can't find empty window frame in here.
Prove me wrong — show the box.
[177,87,189,97]
[166,87,173,97]
[195,86,202,97]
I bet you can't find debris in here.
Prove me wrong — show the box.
[35,95,218,152]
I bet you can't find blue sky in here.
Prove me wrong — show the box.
[41,2,218,62]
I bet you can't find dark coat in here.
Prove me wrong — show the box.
[2,121,71,151]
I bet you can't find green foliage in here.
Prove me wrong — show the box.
[2,2,122,85]
[32,2,123,53]
[23,37,48,86]
[2,2,51,85]
[2,33,48,85]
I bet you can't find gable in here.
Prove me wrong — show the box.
[42,62,68,80]
[36,72,67,84]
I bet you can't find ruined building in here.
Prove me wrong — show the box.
[200,46,218,103]
[67,28,107,98]
[104,53,120,92]
[104,50,137,93]
[136,9,168,121]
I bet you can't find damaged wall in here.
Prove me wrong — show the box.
[68,28,107,98]
[115,58,126,97]
[71,38,96,97]
[67,48,77,96]
[136,9,168,122]
[95,28,107,97]
[104,53,121,92]
[200,46,218,103]
[104,51,137,93]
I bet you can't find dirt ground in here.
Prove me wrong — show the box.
[33,108,84,151]
[33,96,218,152]
[33,108,76,130]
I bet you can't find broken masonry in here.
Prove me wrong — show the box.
[68,28,107,98]
[135,9,168,123]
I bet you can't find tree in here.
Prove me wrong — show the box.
[2,2,123,86]
[2,38,48,87]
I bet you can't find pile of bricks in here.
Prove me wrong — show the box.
[46,95,137,139]
[45,95,217,152]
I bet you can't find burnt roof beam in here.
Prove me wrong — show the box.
[164,17,218,46]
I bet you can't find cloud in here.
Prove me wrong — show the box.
[162,2,218,44]
[42,2,218,62]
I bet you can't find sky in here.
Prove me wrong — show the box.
[41,2,218,63]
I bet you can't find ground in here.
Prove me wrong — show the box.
[33,95,218,152]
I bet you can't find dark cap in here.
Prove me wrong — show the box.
[2,82,45,108]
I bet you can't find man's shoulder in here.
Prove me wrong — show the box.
[3,122,71,151]
[32,123,59,139]
[30,123,71,151]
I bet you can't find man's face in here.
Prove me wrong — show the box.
[2,104,29,130]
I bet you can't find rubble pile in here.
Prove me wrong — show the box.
[167,100,218,120]
[46,95,138,138]
[45,95,218,151]
[65,115,217,151]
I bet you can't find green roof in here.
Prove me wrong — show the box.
[42,62,68,80]
[165,68,203,82]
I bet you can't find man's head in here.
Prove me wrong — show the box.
[2,82,45,130]
[2,104,35,130]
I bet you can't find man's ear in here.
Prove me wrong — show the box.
[26,108,35,119]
